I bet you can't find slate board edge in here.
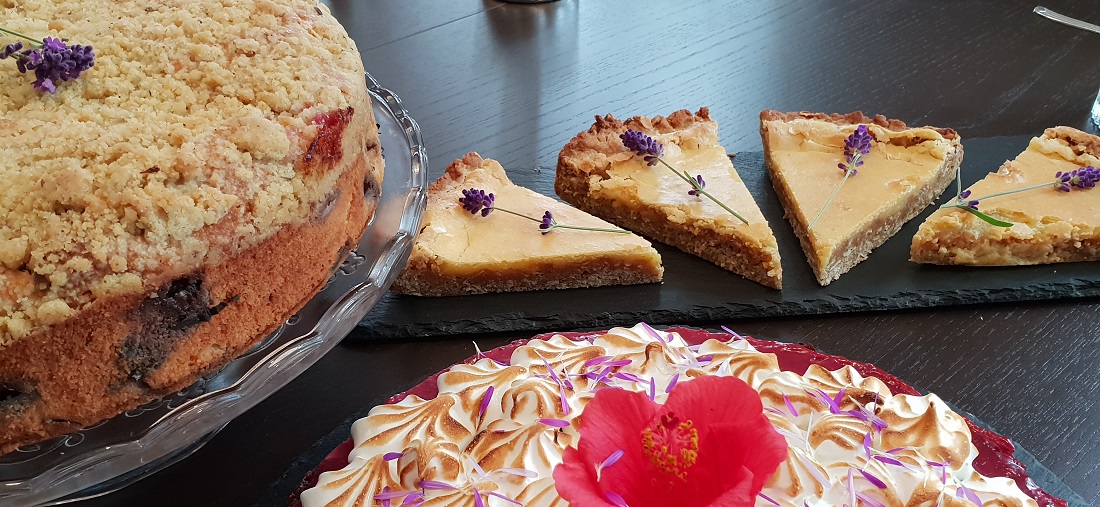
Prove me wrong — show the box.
[359,280,1100,341]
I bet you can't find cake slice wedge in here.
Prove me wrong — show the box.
[556,108,783,289]
[391,153,663,296]
[759,111,963,285]
[911,127,1100,265]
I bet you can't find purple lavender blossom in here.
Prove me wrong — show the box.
[1,35,95,93]
[959,189,980,210]
[1055,166,1100,192]
[620,129,664,166]
[839,124,873,175]
[687,174,705,196]
[0,42,22,59]
[539,211,555,234]
[458,188,495,216]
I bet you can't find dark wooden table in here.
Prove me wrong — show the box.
[78,1,1100,505]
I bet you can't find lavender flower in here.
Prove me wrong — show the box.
[809,125,874,230]
[539,211,555,234]
[1,42,21,59]
[958,190,980,210]
[1056,166,1099,191]
[619,128,748,223]
[687,174,705,196]
[620,129,664,166]
[458,188,626,235]
[459,188,495,216]
[944,166,1097,228]
[840,124,872,175]
[0,31,95,93]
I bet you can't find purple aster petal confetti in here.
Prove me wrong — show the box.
[382,451,404,461]
[614,372,644,383]
[598,449,625,472]
[956,485,983,505]
[478,386,494,418]
[874,455,907,467]
[584,356,611,368]
[539,418,571,428]
[487,492,524,506]
[855,491,889,507]
[665,373,680,393]
[859,468,888,489]
[784,395,799,417]
[605,491,630,507]
[495,467,539,478]
[418,480,458,491]
[758,492,780,506]
[473,487,485,507]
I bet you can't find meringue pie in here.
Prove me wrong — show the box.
[297,324,1055,507]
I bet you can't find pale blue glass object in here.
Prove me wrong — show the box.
[1092,88,1100,129]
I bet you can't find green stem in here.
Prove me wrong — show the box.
[546,224,631,234]
[488,207,541,223]
[489,207,629,234]
[939,182,1055,209]
[950,205,1014,227]
[0,27,42,45]
[656,158,749,224]
[808,168,855,230]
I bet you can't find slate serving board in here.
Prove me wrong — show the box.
[356,136,1100,340]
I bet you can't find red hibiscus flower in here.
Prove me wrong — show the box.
[553,376,787,507]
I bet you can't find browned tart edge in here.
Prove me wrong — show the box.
[391,152,664,297]
[556,108,782,289]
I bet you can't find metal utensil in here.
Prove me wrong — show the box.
[1034,6,1100,35]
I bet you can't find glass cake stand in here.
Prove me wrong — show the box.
[0,72,428,506]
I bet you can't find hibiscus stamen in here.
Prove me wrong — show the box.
[640,413,699,481]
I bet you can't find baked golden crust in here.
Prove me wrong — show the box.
[758,110,960,141]
[392,153,663,297]
[760,110,962,285]
[556,108,783,289]
[0,0,381,450]
[911,126,1100,266]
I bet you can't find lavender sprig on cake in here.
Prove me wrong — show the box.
[458,188,629,235]
[0,28,94,93]
[620,129,748,224]
[808,124,873,230]
[941,165,1099,227]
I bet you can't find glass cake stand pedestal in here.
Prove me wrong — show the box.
[0,73,428,507]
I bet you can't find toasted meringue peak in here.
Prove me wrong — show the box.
[303,323,1039,507]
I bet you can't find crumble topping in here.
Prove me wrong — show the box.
[0,0,367,346]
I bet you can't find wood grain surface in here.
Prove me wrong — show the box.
[73,1,1100,505]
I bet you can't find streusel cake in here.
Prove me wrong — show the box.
[0,0,381,451]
